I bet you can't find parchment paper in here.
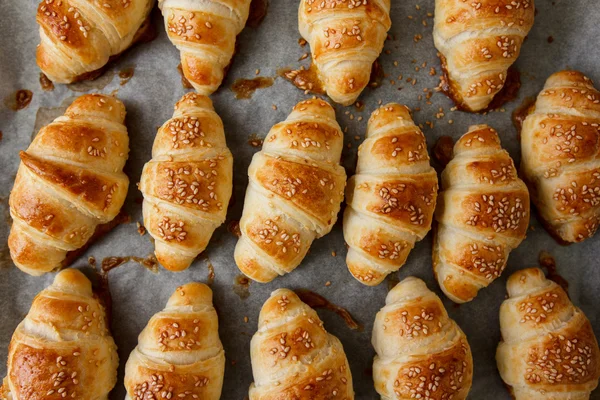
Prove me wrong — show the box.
[1,1,599,399]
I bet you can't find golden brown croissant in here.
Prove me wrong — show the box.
[124,282,225,400]
[298,0,392,106]
[36,0,154,83]
[0,269,118,399]
[372,277,473,400]
[235,99,346,283]
[433,0,535,112]
[521,70,600,243]
[344,104,438,286]
[8,94,130,276]
[248,289,354,399]
[159,0,251,95]
[433,125,530,303]
[139,93,233,271]
[496,268,600,399]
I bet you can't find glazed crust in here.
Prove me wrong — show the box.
[138,93,233,271]
[520,70,600,243]
[298,0,391,105]
[433,125,530,303]
[36,0,153,83]
[343,104,438,286]
[433,0,535,112]
[248,289,354,400]
[372,277,473,400]
[8,94,130,276]
[496,268,600,399]
[159,0,251,95]
[0,269,118,400]
[124,283,225,400]
[235,99,346,283]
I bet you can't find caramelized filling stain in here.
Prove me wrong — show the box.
[89,256,114,329]
[248,133,264,148]
[247,0,268,28]
[228,220,241,237]
[539,251,569,294]
[486,67,521,111]
[233,275,251,299]
[101,253,159,273]
[6,90,33,111]
[119,67,135,86]
[39,73,55,91]
[279,64,324,95]
[295,289,362,331]
[368,59,384,89]
[432,135,455,170]
[512,96,536,136]
[231,77,274,99]
[298,38,307,47]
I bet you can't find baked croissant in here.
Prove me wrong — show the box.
[521,70,600,243]
[344,104,438,285]
[36,0,154,83]
[496,268,600,399]
[298,0,391,106]
[433,125,530,303]
[433,0,535,112]
[124,282,225,400]
[372,277,473,400]
[249,289,354,399]
[159,0,251,95]
[139,93,233,271]
[235,99,346,282]
[8,94,130,276]
[0,269,118,399]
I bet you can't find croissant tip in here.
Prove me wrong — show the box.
[168,282,213,306]
[53,268,92,294]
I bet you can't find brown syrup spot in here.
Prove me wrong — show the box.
[512,96,536,137]
[101,253,159,274]
[0,131,3,142]
[486,67,521,111]
[206,261,215,285]
[177,63,194,89]
[248,133,264,148]
[298,38,307,47]
[60,211,131,268]
[386,274,400,291]
[136,222,146,236]
[88,256,113,330]
[231,77,274,99]
[539,251,569,293]
[547,36,554,43]
[279,64,324,95]
[354,101,365,112]
[233,275,251,299]
[368,59,384,89]
[295,289,362,331]
[6,90,33,111]
[432,135,454,170]
[228,220,241,237]
[119,67,135,86]
[39,73,55,91]
[247,0,268,28]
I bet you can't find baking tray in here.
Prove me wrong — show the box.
[1,0,599,398]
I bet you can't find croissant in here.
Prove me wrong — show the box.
[520,70,600,243]
[235,99,346,282]
[139,93,233,271]
[0,269,118,399]
[372,277,473,400]
[298,0,391,106]
[8,94,130,276]
[433,125,530,303]
[344,104,438,286]
[496,268,600,399]
[248,289,354,399]
[159,0,251,95]
[36,0,154,83]
[433,0,535,112]
[124,282,225,400]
